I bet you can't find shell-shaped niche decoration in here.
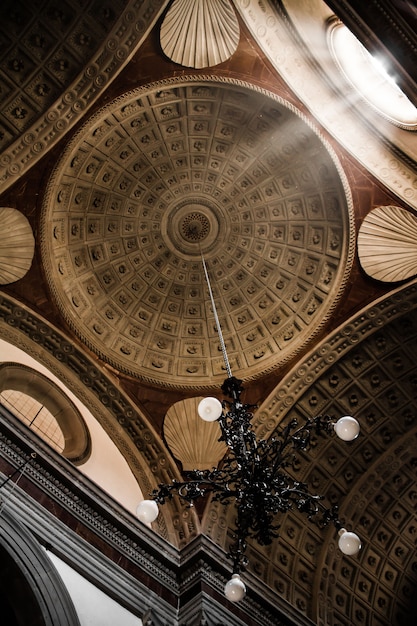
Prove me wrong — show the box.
[160,0,240,68]
[0,207,35,284]
[358,205,417,282]
[164,397,227,471]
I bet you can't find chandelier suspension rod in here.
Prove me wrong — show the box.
[201,254,233,380]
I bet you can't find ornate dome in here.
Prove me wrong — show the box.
[41,77,354,389]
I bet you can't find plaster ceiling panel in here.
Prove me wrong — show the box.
[266,305,417,623]
[41,77,355,389]
[0,0,168,191]
[0,0,125,148]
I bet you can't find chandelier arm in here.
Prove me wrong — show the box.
[152,473,241,506]
[277,485,342,527]
[266,424,301,479]
[282,415,334,447]
[269,415,336,478]
[219,399,261,458]
[229,510,250,574]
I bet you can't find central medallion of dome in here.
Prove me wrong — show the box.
[40,77,354,389]
[181,212,210,241]
[162,199,223,258]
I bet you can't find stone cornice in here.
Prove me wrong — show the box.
[0,405,179,597]
[0,410,310,625]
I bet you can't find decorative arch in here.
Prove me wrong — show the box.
[0,0,168,192]
[235,0,417,211]
[0,363,91,465]
[0,507,80,626]
[202,278,417,619]
[315,428,417,626]
[0,294,200,547]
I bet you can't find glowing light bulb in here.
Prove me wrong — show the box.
[338,528,361,555]
[136,499,159,523]
[334,416,360,441]
[198,397,222,422]
[224,573,246,602]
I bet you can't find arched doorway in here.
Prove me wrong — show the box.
[0,508,80,626]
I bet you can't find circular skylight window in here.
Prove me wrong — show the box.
[328,20,417,130]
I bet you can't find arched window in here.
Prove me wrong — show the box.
[1,389,65,453]
[327,18,417,130]
[0,363,90,464]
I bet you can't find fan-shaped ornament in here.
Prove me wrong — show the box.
[164,397,227,470]
[0,207,35,284]
[358,205,417,282]
[160,0,240,68]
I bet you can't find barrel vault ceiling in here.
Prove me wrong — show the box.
[0,1,416,625]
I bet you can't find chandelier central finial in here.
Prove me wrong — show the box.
[137,257,361,603]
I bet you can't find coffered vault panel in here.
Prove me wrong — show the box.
[203,287,417,624]
[0,0,125,152]
[41,77,354,389]
[0,0,168,191]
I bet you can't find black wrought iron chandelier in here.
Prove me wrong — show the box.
[137,257,361,602]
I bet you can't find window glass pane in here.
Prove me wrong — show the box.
[328,22,417,129]
[0,389,65,453]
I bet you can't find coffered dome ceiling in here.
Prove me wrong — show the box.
[1,1,417,625]
[41,77,354,388]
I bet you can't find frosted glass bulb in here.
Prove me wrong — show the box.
[198,397,222,422]
[338,529,361,555]
[136,499,159,523]
[224,574,246,602]
[334,416,360,441]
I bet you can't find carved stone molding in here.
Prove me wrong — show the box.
[254,278,417,436]
[0,434,310,626]
[0,412,180,596]
[0,0,168,192]
[203,279,417,622]
[0,507,80,626]
[0,361,91,464]
[316,429,417,626]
